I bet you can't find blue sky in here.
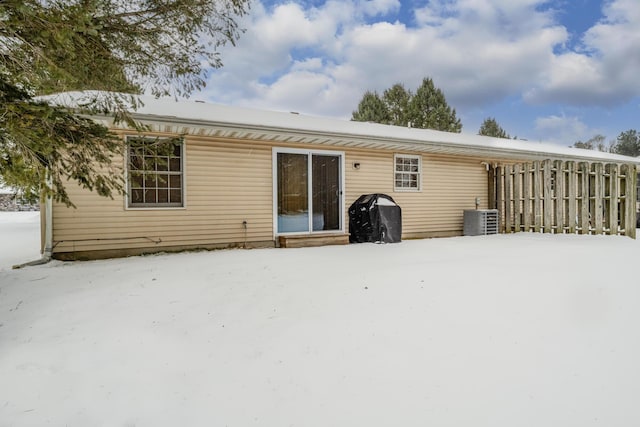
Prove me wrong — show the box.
[199,0,640,147]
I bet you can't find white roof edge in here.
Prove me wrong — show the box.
[38,91,640,166]
[120,113,636,165]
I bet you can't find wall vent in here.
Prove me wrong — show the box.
[463,209,499,236]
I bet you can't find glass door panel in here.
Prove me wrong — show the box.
[277,152,309,233]
[312,154,340,231]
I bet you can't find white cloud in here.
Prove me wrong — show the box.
[534,114,593,144]
[200,0,640,128]
[415,0,554,36]
[359,0,401,16]
[291,57,325,72]
[341,0,567,107]
[525,0,640,105]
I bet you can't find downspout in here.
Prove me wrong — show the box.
[42,185,53,260]
[13,173,53,268]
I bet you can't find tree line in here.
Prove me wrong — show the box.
[572,131,640,158]
[352,78,640,157]
[351,78,510,137]
[351,78,462,133]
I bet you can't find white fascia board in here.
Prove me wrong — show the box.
[115,113,640,166]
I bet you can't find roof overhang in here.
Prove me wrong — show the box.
[40,91,639,166]
[91,112,640,166]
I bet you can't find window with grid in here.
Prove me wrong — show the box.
[394,154,421,191]
[127,137,184,208]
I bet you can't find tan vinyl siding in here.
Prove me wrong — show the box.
[53,136,274,255]
[52,134,491,257]
[346,150,488,238]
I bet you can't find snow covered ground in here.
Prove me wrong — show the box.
[1,212,640,426]
[0,212,41,270]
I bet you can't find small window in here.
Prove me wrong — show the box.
[394,154,421,191]
[127,137,184,208]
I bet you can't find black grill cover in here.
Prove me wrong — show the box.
[349,194,402,243]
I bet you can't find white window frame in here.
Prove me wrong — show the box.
[272,147,346,236]
[124,136,186,210]
[394,154,422,192]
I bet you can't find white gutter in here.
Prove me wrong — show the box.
[104,113,640,167]
[43,188,53,259]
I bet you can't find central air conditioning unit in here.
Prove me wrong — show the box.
[463,209,499,236]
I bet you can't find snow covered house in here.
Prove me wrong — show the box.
[41,92,640,260]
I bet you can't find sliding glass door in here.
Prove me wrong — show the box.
[275,149,343,234]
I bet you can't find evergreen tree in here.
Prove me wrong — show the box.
[0,0,250,205]
[383,84,411,127]
[351,91,390,124]
[478,117,510,139]
[351,78,462,132]
[408,78,462,133]
[0,81,126,205]
[610,130,640,157]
